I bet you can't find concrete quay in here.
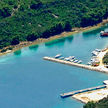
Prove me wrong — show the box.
[43,56,108,73]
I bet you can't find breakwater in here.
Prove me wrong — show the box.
[60,85,106,98]
[43,57,108,73]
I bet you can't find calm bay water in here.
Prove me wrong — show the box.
[0,25,108,108]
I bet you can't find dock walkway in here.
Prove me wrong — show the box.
[60,85,106,98]
[43,56,108,73]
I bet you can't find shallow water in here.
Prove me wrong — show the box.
[0,25,108,108]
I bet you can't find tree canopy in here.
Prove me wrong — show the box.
[0,0,108,48]
[83,96,108,108]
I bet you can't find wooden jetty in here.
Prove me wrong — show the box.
[60,85,106,98]
[43,57,108,73]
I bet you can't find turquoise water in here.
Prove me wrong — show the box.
[0,25,108,108]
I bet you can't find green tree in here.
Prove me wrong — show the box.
[64,21,72,32]
[83,101,96,108]
[11,37,19,45]
[27,33,37,41]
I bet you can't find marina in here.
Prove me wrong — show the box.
[1,24,108,108]
[43,56,108,73]
[54,54,82,64]
[43,48,108,104]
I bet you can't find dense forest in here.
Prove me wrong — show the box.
[83,96,108,108]
[0,0,108,49]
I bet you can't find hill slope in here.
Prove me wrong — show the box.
[0,0,108,49]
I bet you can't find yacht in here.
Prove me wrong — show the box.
[55,54,62,58]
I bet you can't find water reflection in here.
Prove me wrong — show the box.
[82,27,107,40]
[14,50,22,56]
[29,45,39,51]
[100,36,108,39]
[83,24,108,36]
[45,36,74,48]
[66,36,74,43]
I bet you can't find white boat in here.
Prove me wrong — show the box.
[68,56,75,59]
[70,59,74,62]
[91,51,99,56]
[95,49,101,52]
[55,54,62,58]
[91,58,94,61]
[59,57,64,60]
[74,60,78,63]
[64,58,70,61]
[77,60,82,64]
[87,62,91,65]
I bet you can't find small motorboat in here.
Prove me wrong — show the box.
[77,60,82,64]
[70,59,74,62]
[100,31,108,37]
[87,62,91,65]
[55,54,62,58]
[59,57,64,60]
[64,58,70,61]
[74,60,78,63]
[91,51,99,56]
[95,49,101,52]
[68,56,75,59]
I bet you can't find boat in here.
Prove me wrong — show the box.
[55,54,62,58]
[87,62,91,65]
[64,58,70,61]
[100,31,108,37]
[70,59,74,62]
[91,57,95,61]
[95,49,101,52]
[70,56,75,59]
[74,60,78,63]
[77,60,82,64]
[68,56,75,60]
[91,51,99,56]
[59,57,64,60]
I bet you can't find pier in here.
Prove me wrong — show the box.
[43,56,108,73]
[60,85,106,98]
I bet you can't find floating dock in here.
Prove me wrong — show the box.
[43,57,108,73]
[60,85,106,98]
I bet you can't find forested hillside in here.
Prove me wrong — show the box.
[0,0,108,49]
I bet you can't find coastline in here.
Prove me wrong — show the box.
[1,19,108,56]
[72,87,108,104]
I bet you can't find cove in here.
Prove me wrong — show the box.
[0,25,108,108]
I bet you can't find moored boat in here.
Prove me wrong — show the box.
[59,57,64,60]
[70,59,74,62]
[87,62,91,65]
[95,49,101,52]
[55,54,62,58]
[91,51,99,56]
[68,56,75,60]
[64,58,70,61]
[100,31,108,37]
[74,60,78,63]
[77,60,82,64]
